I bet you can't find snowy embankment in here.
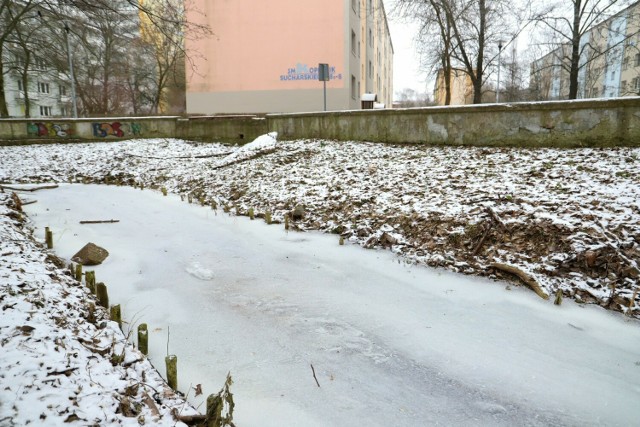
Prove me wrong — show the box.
[0,191,199,426]
[0,135,638,316]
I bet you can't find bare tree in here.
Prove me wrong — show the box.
[395,0,521,104]
[533,0,634,99]
[0,0,43,117]
[0,0,210,117]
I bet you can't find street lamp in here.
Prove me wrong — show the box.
[64,23,78,118]
[496,40,503,103]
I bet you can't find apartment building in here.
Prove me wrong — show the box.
[531,1,640,100]
[3,53,73,118]
[185,0,393,114]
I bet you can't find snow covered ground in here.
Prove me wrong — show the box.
[0,135,639,425]
[0,136,638,315]
[0,190,200,426]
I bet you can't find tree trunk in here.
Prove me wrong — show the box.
[0,43,9,118]
[472,0,487,104]
[568,0,582,99]
[22,51,31,118]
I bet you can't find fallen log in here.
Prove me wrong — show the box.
[79,219,120,224]
[490,262,549,300]
[0,184,59,192]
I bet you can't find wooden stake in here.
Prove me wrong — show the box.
[339,236,345,245]
[96,282,109,308]
[161,187,168,196]
[265,211,272,224]
[45,227,53,249]
[554,289,563,306]
[165,355,178,390]
[75,264,83,282]
[138,323,148,355]
[85,271,96,294]
[248,207,254,220]
[110,304,122,329]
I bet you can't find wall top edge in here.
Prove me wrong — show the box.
[267,97,640,119]
[0,116,182,123]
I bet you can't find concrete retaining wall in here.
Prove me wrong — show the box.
[268,98,640,147]
[0,117,177,146]
[2,98,640,147]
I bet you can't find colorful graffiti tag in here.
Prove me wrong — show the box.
[27,122,74,137]
[92,122,143,138]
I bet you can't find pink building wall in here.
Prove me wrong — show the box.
[186,0,350,113]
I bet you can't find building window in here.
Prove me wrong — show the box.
[61,106,68,116]
[635,53,640,67]
[633,77,640,91]
[623,57,629,70]
[17,80,23,91]
[34,57,47,70]
[39,106,52,116]
[621,80,627,92]
[369,28,373,47]
[351,75,356,99]
[351,30,356,55]
[368,60,372,78]
[38,82,50,94]
[59,85,67,96]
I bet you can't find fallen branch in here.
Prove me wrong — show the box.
[172,412,207,425]
[122,358,143,368]
[47,367,78,376]
[486,207,508,232]
[0,184,59,192]
[79,219,120,224]
[472,221,494,256]
[21,200,37,206]
[142,391,160,418]
[125,152,232,160]
[490,262,549,300]
[310,363,320,387]
[210,148,277,171]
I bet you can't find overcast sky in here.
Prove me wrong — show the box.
[383,1,432,97]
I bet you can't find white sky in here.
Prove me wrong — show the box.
[384,1,431,97]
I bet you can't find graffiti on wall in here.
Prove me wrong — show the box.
[27,122,74,137]
[280,63,343,81]
[92,122,143,138]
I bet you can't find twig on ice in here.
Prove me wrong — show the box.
[79,219,120,224]
[310,363,320,388]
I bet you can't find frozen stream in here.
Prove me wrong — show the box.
[24,184,640,426]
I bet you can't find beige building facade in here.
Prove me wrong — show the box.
[185,0,393,114]
[531,1,640,100]
[433,68,473,105]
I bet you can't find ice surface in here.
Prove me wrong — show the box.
[25,184,640,426]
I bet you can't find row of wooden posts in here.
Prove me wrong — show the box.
[43,226,217,417]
